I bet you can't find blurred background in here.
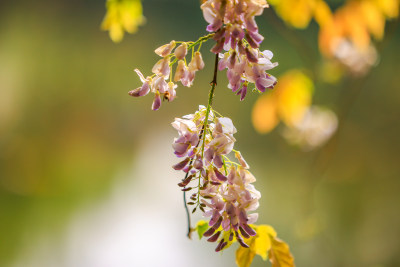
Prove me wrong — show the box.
[0,0,399,266]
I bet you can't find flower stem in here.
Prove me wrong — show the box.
[183,53,220,239]
[201,53,220,157]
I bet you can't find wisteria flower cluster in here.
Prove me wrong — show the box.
[129,0,279,111]
[128,35,211,110]
[128,0,295,265]
[202,0,278,100]
[172,106,260,250]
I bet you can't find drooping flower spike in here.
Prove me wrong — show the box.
[130,0,278,110]
[172,106,260,250]
[129,36,211,110]
[128,0,295,266]
[201,0,279,100]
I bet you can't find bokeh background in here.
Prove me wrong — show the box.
[0,0,399,266]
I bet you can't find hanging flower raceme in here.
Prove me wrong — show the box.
[126,1,294,266]
[172,106,261,251]
[129,37,210,110]
[201,0,278,100]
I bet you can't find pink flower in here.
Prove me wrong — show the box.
[128,69,152,97]
[152,57,170,77]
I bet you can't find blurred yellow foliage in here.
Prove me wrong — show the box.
[269,0,332,28]
[101,0,145,43]
[318,0,399,56]
[270,0,399,58]
[252,70,313,134]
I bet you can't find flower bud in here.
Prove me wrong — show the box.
[193,156,203,169]
[239,226,250,239]
[182,187,193,192]
[215,238,225,252]
[194,51,205,70]
[236,232,249,248]
[154,40,176,57]
[174,43,188,60]
[245,47,258,63]
[207,231,221,242]
[203,227,216,237]
[213,167,227,182]
[242,224,257,236]
[172,157,190,170]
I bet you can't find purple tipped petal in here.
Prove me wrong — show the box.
[255,77,275,92]
[205,148,215,163]
[193,158,203,169]
[128,88,142,97]
[249,30,264,44]
[172,157,190,170]
[172,143,190,157]
[212,216,223,229]
[203,227,216,237]
[242,224,257,236]
[229,231,234,241]
[237,236,249,248]
[235,231,250,248]
[213,154,224,168]
[213,27,226,41]
[245,32,258,48]
[207,19,223,32]
[245,48,258,63]
[209,211,222,227]
[244,16,258,33]
[240,84,247,101]
[215,239,226,252]
[211,38,225,54]
[207,231,221,242]
[238,210,248,224]
[213,167,228,182]
[239,226,251,239]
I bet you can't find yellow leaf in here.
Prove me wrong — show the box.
[253,225,277,260]
[268,237,295,267]
[235,238,256,267]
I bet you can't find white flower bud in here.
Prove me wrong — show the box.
[154,40,176,57]
[174,43,188,60]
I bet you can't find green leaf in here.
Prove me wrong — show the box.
[195,220,209,240]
